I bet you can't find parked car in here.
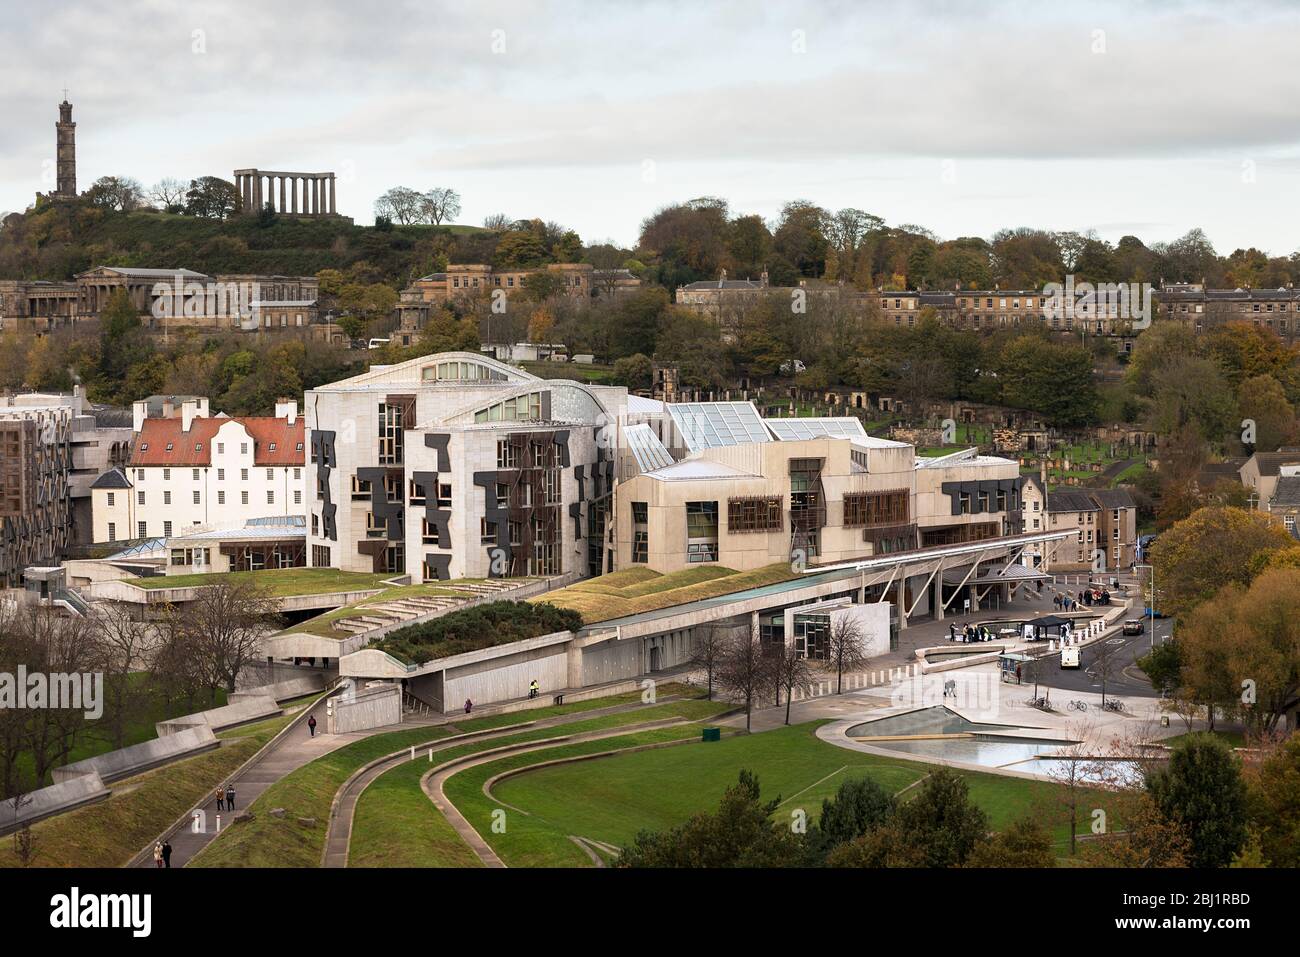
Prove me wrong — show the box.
[1142,607,1168,619]
[1122,618,1145,635]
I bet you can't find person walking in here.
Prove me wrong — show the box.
[948,623,956,642]
[225,783,236,811]
[214,785,224,812]
[307,714,317,737]
[464,698,473,714]
[153,842,164,868]
[528,679,539,700]
[161,840,172,869]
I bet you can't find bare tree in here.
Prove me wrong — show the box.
[825,615,870,694]
[482,212,511,231]
[422,187,462,225]
[148,177,188,211]
[688,622,728,700]
[716,625,776,732]
[1045,718,1097,857]
[181,581,281,694]
[148,605,210,710]
[90,604,155,749]
[5,794,36,866]
[771,644,813,726]
[373,186,425,225]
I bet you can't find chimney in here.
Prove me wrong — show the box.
[181,399,200,433]
[162,398,176,419]
[275,397,298,425]
[132,399,148,434]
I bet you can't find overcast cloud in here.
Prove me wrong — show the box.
[3,0,1299,252]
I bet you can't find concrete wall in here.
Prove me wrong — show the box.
[443,643,569,711]
[52,725,218,784]
[0,771,109,836]
[229,673,324,703]
[155,695,281,736]
[327,683,401,733]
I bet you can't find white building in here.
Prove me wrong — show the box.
[91,398,306,545]
[304,351,628,581]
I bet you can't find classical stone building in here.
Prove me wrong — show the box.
[233,169,345,219]
[0,267,320,333]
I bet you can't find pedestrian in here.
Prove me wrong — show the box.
[307,714,317,737]
[948,623,956,642]
[1053,594,1061,611]
[464,698,473,714]
[162,840,172,869]
[215,785,224,812]
[225,783,236,811]
[153,842,163,868]
[528,679,539,700]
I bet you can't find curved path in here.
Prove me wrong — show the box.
[322,698,684,867]
[420,718,693,868]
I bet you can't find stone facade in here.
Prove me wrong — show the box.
[234,169,344,218]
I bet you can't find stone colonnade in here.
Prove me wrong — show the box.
[233,169,337,216]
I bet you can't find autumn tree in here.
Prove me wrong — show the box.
[1149,506,1292,618]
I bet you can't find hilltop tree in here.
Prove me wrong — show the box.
[183,176,239,219]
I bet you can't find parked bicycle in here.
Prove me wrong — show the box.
[1024,695,1050,710]
[1102,699,1127,713]
[1067,699,1089,711]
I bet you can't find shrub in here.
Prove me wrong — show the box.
[372,600,583,665]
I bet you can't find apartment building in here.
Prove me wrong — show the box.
[91,398,306,545]
[304,351,627,581]
[0,400,73,586]
[1020,475,1137,572]
[1239,450,1300,509]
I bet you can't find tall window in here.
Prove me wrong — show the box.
[632,501,649,563]
[686,501,719,563]
[378,402,405,464]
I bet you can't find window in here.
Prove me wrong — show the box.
[218,490,225,504]
[843,490,909,528]
[384,473,403,504]
[294,467,302,479]
[351,476,372,500]
[164,521,173,537]
[106,492,115,507]
[267,491,274,504]
[192,469,200,480]
[294,490,302,505]
[542,468,560,505]
[163,468,171,480]
[218,468,225,480]
[241,491,249,505]
[727,496,783,533]
[422,519,439,545]
[481,518,497,544]
[685,501,719,563]
[366,512,385,537]
[267,468,274,480]
[138,520,147,538]
[632,502,649,563]
[438,483,452,507]
[409,480,426,504]
[193,490,200,504]
[241,468,248,481]
[378,402,405,464]
[241,443,248,455]
[495,483,509,508]
[138,491,146,505]
[163,491,171,505]
[311,544,331,567]
[217,443,224,454]
[268,442,277,452]
[497,439,518,469]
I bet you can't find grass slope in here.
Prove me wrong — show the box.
[126,568,394,596]
[0,711,292,868]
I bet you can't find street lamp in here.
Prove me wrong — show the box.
[1134,563,1156,650]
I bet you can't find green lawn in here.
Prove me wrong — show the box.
[126,568,396,597]
[0,709,295,868]
[476,722,1074,866]
[191,685,709,868]
[347,696,729,868]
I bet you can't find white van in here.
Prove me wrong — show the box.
[1061,646,1081,669]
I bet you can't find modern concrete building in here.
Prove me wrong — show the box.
[614,404,1023,575]
[304,351,627,581]
[91,398,306,547]
[0,397,73,586]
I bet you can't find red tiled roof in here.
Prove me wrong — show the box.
[129,416,305,468]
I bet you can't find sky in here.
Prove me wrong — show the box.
[3,0,1300,255]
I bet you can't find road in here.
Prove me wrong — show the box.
[1040,615,1173,699]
